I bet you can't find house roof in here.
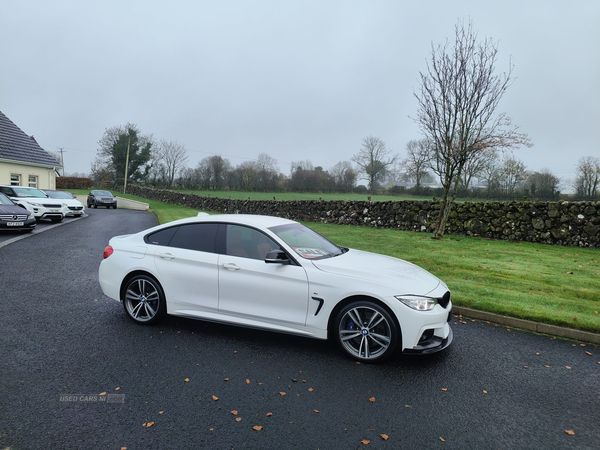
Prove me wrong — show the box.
[0,110,62,168]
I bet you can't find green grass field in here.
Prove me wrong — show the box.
[74,188,600,333]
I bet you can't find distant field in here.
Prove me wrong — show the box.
[176,189,431,202]
[79,189,599,335]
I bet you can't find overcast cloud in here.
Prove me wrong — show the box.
[1,0,599,190]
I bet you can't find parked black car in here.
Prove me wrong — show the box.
[0,192,36,232]
[87,190,117,209]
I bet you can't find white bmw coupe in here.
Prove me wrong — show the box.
[99,213,453,362]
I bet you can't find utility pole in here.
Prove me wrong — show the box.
[59,148,66,176]
[123,136,131,193]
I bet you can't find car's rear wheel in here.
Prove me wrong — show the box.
[123,275,166,324]
[334,301,399,363]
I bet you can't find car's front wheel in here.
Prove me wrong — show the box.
[334,301,399,363]
[122,275,166,324]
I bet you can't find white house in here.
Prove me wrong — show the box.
[0,110,62,189]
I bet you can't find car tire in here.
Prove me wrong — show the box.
[122,275,167,325]
[93,203,97,208]
[333,300,399,363]
[113,205,117,209]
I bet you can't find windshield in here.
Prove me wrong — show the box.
[12,187,47,198]
[0,193,15,205]
[93,190,112,196]
[44,190,74,199]
[269,223,344,259]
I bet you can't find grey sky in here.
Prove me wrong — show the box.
[1,0,599,190]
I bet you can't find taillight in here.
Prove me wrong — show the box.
[103,246,114,259]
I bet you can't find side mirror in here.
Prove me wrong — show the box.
[265,249,290,265]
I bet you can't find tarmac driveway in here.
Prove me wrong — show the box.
[0,208,598,449]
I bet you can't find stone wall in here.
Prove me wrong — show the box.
[127,185,600,248]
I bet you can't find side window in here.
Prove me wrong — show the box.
[169,223,218,253]
[146,226,178,246]
[226,225,279,260]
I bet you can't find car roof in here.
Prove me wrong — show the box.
[165,214,296,229]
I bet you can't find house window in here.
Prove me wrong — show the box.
[28,175,38,188]
[10,174,21,186]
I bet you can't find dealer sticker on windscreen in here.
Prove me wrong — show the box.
[292,247,329,258]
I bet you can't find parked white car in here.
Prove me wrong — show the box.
[99,214,453,363]
[42,190,85,217]
[0,185,69,222]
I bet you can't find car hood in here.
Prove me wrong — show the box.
[310,249,441,295]
[0,205,30,215]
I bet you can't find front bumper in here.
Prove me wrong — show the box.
[403,326,453,355]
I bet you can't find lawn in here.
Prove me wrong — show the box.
[74,188,600,333]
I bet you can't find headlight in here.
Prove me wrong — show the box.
[28,202,43,207]
[395,295,438,311]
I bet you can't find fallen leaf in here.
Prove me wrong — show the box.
[252,426,263,431]
[523,366,529,369]
[209,428,213,431]
[442,388,448,392]
[585,351,593,356]
[234,351,238,354]
[146,422,154,428]
[369,397,376,403]
[361,439,370,445]
[381,434,389,440]
[235,417,242,422]
[565,430,575,436]
[266,412,273,417]
[159,411,164,414]
[314,409,319,413]
[292,378,298,382]
[246,379,250,384]
[404,405,411,408]
[483,390,488,394]
[224,378,229,381]
[308,388,314,392]
[545,365,551,368]
[440,437,446,442]
[580,343,586,347]
[302,380,307,383]
[114,387,121,391]
[535,352,540,356]
[212,395,219,401]
[231,410,238,415]
[566,366,572,370]
[184,378,190,382]
[99,392,107,396]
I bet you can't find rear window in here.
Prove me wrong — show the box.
[146,223,218,253]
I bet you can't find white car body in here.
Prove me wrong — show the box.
[99,214,452,362]
[0,185,69,222]
[42,190,85,217]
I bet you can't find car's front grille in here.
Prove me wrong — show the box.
[0,214,28,221]
[42,203,62,208]
[68,206,83,211]
[438,291,451,308]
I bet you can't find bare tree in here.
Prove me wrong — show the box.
[413,19,531,237]
[498,156,527,197]
[255,153,279,191]
[352,135,397,193]
[403,139,431,188]
[460,147,498,190]
[574,156,600,199]
[330,161,357,192]
[526,168,560,200]
[290,160,314,175]
[157,140,189,188]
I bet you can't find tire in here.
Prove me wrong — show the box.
[122,275,167,324]
[93,203,97,208]
[333,301,399,363]
[113,204,117,209]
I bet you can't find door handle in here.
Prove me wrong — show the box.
[157,253,175,260]
[221,263,240,271]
